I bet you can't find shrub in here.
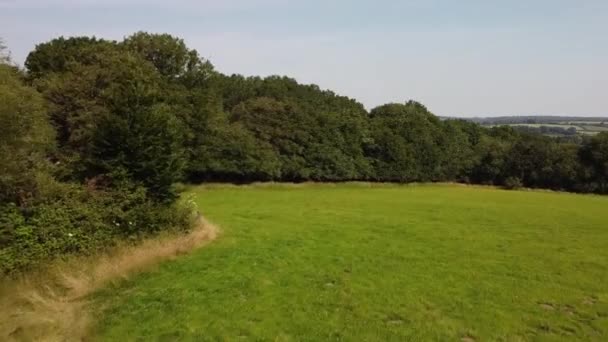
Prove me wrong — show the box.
[503,176,523,190]
[0,180,195,275]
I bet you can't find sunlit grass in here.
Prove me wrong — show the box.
[93,184,608,341]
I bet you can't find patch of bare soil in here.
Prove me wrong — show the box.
[0,217,219,341]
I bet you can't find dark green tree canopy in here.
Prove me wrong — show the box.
[121,32,215,84]
[25,36,117,79]
[580,132,608,191]
[0,63,54,204]
[10,31,608,205]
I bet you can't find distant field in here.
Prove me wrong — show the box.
[580,125,608,132]
[561,121,608,126]
[486,122,607,136]
[508,123,581,129]
[93,184,608,341]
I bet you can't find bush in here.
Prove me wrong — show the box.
[503,177,523,190]
[0,179,195,275]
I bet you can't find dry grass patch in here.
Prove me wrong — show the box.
[0,217,219,341]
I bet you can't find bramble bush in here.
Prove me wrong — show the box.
[0,177,194,274]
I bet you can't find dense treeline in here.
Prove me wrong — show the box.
[1,33,608,273]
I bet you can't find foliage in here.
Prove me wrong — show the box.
[1,37,194,275]
[17,32,608,198]
[503,176,523,190]
[25,31,604,195]
[0,178,194,274]
[0,63,54,205]
[188,121,281,182]
[367,102,444,181]
[121,31,214,83]
[91,103,187,201]
[25,36,117,79]
[4,31,608,273]
[579,132,608,193]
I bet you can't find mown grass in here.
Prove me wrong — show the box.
[92,183,608,341]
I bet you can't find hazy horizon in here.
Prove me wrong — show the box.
[1,0,607,117]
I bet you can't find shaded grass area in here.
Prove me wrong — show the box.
[93,184,608,341]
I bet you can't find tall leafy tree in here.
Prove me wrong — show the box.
[232,97,314,180]
[471,135,511,185]
[72,52,188,199]
[25,36,116,79]
[367,101,443,182]
[580,132,608,192]
[28,36,187,199]
[438,120,477,181]
[121,32,214,83]
[92,103,186,200]
[0,61,54,205]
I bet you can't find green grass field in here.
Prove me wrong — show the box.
[92,184,608,341]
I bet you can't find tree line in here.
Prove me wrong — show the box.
[1,33,607,273]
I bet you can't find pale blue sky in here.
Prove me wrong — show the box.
[1,0,607,116]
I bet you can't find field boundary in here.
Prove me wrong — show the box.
[189,181,607,198]
[0,217,219,341]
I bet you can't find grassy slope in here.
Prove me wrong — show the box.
[93,184,608,341]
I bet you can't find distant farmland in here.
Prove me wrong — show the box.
[455,116,608,138]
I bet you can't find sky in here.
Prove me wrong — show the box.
[1,0,607,117]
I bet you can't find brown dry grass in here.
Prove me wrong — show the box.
[0,217,219,342]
